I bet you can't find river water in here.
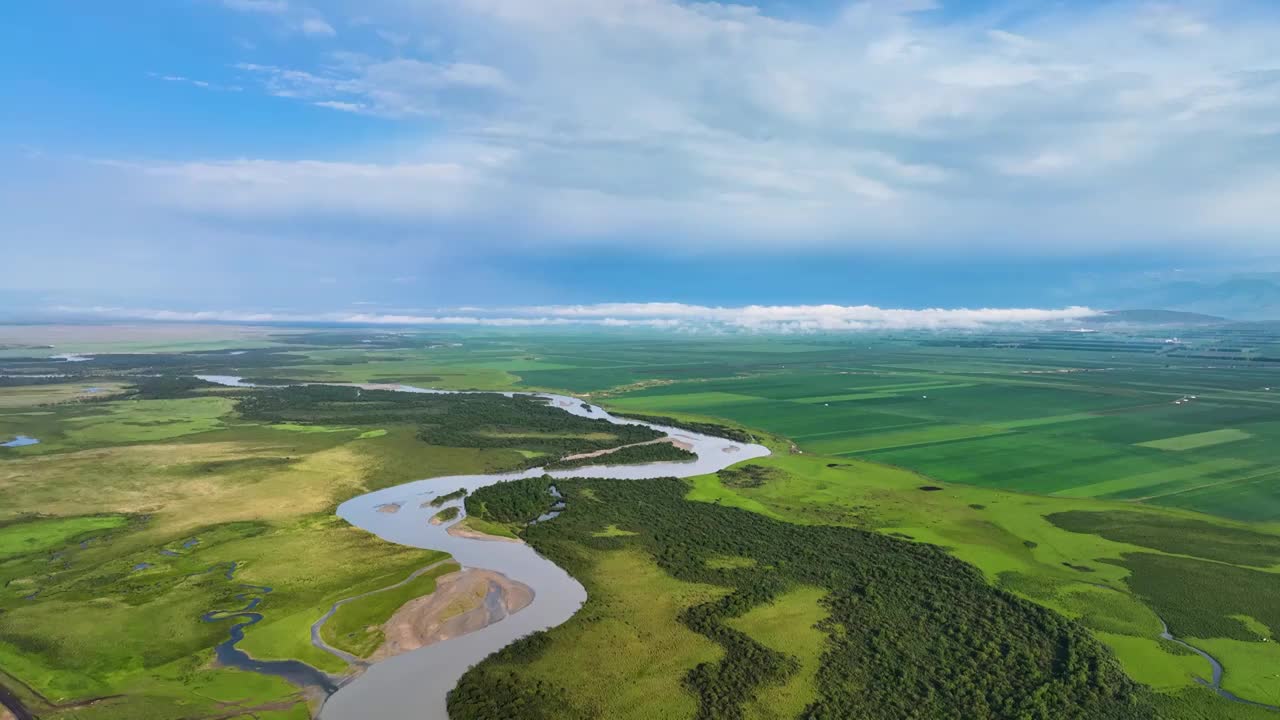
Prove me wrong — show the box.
[195,376,770,719]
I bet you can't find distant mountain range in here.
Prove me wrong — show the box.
[1104,274,1280,321]
[1085,309,1230,325]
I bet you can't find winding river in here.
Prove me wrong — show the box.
[1158,618,1280,711]
[196,376,771,719]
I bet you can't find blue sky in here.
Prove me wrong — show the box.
[4,0,1280,324]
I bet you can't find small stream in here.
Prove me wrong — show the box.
[309,559,456,668]
[1,435,39,448]
[198,561,340,694]
[1158,618,1280,711]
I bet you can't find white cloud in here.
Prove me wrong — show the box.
[313,100,364,112]
[300,17,336,36]
[54,303,1100,332]
[148,71,241,92]
[16,0,1280,265]
[1139,3,1209,38]
[186,0,1280,249]
[234,58,507,117]
[129,158,480,218]
[222,0,288,13]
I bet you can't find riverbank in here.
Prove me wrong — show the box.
[557,435,694,462]
[372,569,534,661]
[447,521,523,543]
[319,383,769,720]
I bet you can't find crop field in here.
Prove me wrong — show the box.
[543,334,1280,523]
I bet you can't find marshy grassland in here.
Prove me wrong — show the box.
[3,326,1280,718]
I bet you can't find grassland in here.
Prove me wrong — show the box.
[450,548,730,720]
[0,382,128,409]
[451,476,1161,720]
[4,327,1280,719]
[681,454,1280,711]
[320,559,459,658]
[724,586,827,720]
[0,360,620,718]
[0,515,129,559]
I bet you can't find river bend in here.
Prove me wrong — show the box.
[196,376,770,719]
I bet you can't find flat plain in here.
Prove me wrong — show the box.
[2,324,1279,718]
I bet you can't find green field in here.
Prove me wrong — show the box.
[452,475,1171,719]
[1138,428,1256,451]
[3,326,1280,718]
[321,559,458,658]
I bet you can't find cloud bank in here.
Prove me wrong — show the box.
[54,303,1100,332]
[7,0,1280,310]
[103,0,1280,253]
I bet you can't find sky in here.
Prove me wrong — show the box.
[3,0,1280,327]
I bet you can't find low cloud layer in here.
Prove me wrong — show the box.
[55,303,1100,332]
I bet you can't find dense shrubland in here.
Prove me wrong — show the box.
[429,488,468,507]
[615,413,757,443]
[543,441,696,470]
[466,477,557,524]
[450,477,1156,720]
[235,386,663,465]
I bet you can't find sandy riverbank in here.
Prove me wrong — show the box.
[446,523,523,543]
[429,509,460,526]
[372,569,533,662]
[558,435,693,463]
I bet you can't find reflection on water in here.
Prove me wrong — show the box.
[1,435,39,448]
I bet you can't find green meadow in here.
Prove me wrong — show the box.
[2,327,1280,718]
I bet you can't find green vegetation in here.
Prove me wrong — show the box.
[1137,428,1256,451]
[448,550,730,720]
[704,555,756,570]
[717,464,784,489]
[453,477,1156,720]
[454,515,521,540]
[432,507,462,524]
[0,366,575,718]
[686,452,1280,709]
[544,441,696,470]
[429,488,469,507]
[592,524,638,538]
[613,413,757,443]
[0,396,233,455]
[0,515,130,560]
[725,586,827,720]
[0,381,129,408]
[465,477,556,524]
[128,375,223,400]
[1048,511,1280,567]
[237,385,662,467]
[1116,553,1279,642]
[575,333,1280,523]
[6,328,1280,719]
[321,559,458,658]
